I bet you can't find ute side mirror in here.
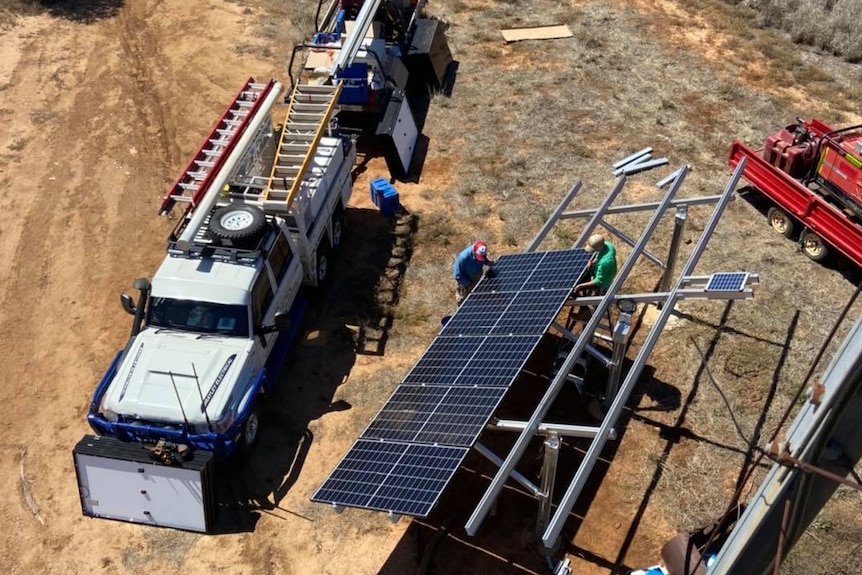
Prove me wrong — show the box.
[120,293,137,315]
[259,311,292,335]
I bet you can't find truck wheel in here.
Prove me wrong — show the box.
[315,242,331,286]
[767,207,794,238]
[801,231,828,262]
[331,209,345,251]
[236,404,261,456]
[208,205,267,245]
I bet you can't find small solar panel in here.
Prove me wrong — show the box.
[705,272,748,292]
[312,440,468,517]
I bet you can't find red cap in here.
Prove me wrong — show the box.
[473,241,488,262]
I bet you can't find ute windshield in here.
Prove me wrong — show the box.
[148,297,250,338]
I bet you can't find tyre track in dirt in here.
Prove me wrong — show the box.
[0,3,182,572]
[116,0,182,174]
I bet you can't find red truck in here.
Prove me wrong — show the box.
[728,118,862,267]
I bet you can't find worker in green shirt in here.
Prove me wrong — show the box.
[574,233,617,294]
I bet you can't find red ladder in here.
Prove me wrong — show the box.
[159,78,277,216]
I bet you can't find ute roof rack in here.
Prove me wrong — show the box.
[165,212,278,264]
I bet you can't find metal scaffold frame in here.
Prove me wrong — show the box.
[463,159,758,549]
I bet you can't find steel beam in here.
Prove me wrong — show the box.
[487,419,613,440]
[473,442,540,497]
[560,194,731,219]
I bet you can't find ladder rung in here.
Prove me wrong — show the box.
[194,160,216,168]
[171,195,193,203]
[187,171,208,180]
[223,119,243,127]
[292,103,330,111]
[202,148,223,157]
[179,183,199,191]
[295,84,340,93]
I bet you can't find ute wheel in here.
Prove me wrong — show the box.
[767,207,794,238]
[315,241,332,287]
[236,403,261,457]
[801,231,828,262]
[208,205,267,245]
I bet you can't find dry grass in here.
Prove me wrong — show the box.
[729,0,862,62]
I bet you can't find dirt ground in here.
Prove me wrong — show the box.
[1,1,861,574]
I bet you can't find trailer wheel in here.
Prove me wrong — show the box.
[236,404,261,456]
[209,205,267,245]
[801,231,828,262]
[767,207,794,238]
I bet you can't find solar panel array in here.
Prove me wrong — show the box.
[705,272,748,292]
[312,249,592,517]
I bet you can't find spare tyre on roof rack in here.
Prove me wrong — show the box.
[208,205,268,247]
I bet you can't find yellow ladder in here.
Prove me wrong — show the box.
[263,82,343,212]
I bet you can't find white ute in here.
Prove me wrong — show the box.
[87,78,354,460]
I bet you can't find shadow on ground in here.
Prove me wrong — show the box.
[35,0,123,23]
[210,206,418,533]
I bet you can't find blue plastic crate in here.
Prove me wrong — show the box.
[379,188,400,216]
[369,178,400,216]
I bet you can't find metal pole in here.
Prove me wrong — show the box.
[473,442,540,496]
[465,165,690,537]
[488,419,612,439]
[541,159,747,547]
[560,194,730,219]
[527,181,582,252]
[659,205,688,296]
[536,432,561,539]
[332,0,382,74]
[599,219,666,268]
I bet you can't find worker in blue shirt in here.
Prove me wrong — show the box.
[453,241,495,305]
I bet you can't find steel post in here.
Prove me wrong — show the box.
[605,309,632,403]
[536,432,560,540]
[659,205,688,297]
